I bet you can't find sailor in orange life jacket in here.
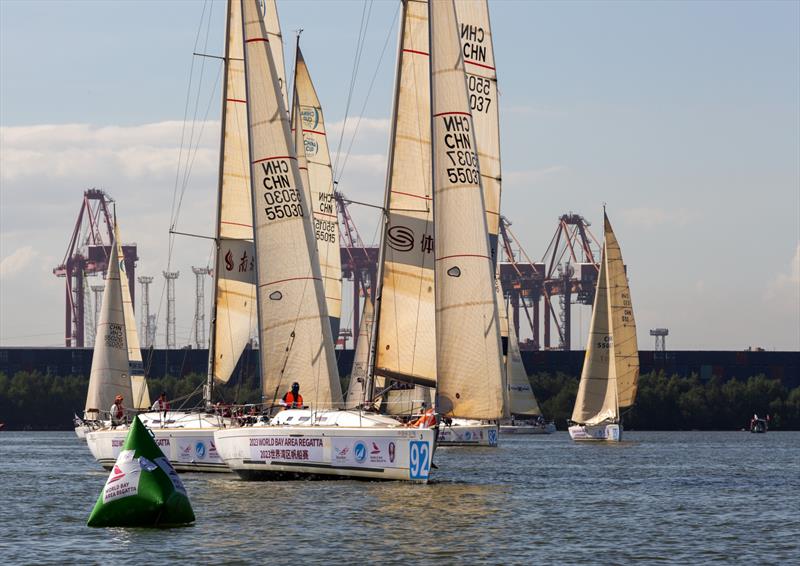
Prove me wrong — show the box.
[281,382,304,409]
[407,406,436,428]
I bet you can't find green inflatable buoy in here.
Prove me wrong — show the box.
[87,416,195,528]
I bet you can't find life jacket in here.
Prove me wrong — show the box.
[283,391,303,408]
[113,403,124,420]
[407,408,436,428]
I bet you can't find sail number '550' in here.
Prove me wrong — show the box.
[259,160,304,220]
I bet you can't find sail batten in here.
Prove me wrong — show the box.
[430,0,505,420]
[240,0,342,408]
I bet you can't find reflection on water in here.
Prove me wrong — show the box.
[1,431,798,563]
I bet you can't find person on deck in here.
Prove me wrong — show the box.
[110,395,125,426]
[151,392,169,412]
[281,382,304,409]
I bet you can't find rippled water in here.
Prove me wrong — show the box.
[1,431,797,564]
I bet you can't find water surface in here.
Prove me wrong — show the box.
[1,431,797,564]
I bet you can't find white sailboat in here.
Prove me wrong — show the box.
[569,210,639,441]
[75,221,150,439]
[500,316,556,435]
[428,0,506,447]
[84,0,289,471]
[213,0,434,483]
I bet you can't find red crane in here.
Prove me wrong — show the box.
[53,189,138,347]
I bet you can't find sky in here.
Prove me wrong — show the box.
[1,0,798,351]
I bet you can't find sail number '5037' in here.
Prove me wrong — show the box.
[259,160,304,220]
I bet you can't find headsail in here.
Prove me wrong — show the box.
[506,310,542,416]
[430,0,505,419]
[571,244,618,425]
[85,239,133,419]
[292,45,342,339]
[345,293,373,408]
[114,223,150,409]
[209,0,288,386]
[374,0,437,388]
[241,0,342,408]
[604,212,639,409]
[454,0,501,264]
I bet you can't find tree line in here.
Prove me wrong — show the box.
[0,370,798,430]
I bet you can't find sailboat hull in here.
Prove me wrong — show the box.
[500,421,556,435]
[568,423,621,442]
[84,412,232,472]
[437,420,499,446]
[214,417,435,482]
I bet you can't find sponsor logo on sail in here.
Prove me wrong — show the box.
[387,226,414,252]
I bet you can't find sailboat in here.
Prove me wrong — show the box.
[212,0,435,483]
[568,210,639,441]
[75,221,151,439]
[499,315,556,434]
[83,0,290,472]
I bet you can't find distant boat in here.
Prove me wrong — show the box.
[750,416,768,433]
[569,210,639,442]
[500,312,555,435]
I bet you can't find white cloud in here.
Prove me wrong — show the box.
[0,246,39,279]
[618,207,698,229]
[766,243,800,301]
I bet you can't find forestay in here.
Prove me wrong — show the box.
[85,239,133,419]
[454,0,501,264]
[114,223,150,409]
[292,46,342,339]
[240,0,342,408]
[571,244,619,425]
[605,213,639,409]
[430,0,505,419]
[374,0,437,388]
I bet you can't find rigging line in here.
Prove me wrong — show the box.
[335,2,400,185]
[331,0,372,177]
[170,0,210,229]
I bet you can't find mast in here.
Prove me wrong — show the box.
[366,0,408,405]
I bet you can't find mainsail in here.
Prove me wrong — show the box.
[240,0,342,408]
[114,223,150,409]
[605,212,639,409]
[571,244,619,425]
[373,0,437,389]
[291,45,342,339]
[454,0,501,264]
[85,239,133,419]
[209,0,287,386]
[430,0,505,419]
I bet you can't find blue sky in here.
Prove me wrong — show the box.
[1,0,798,350]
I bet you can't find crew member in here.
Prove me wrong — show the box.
[152,392,169,412]
[110,395,125,426]
[281,382,304,409]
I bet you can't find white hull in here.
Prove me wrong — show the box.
[568,423,621,442]
[74,425,90,439]
[438,419,499,446]
[500,421,556,435]
[214,410,436,482]
[85,411,232,472]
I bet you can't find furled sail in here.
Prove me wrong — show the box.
[291,46,342,339]
[345,293,373,407]
[571,244,619,425]
[240,0,342,408]
[85,239,133,419]
[430,0,505,419]
[506,310,542,416]
[605,212,639,409]
[114,223,150,409]
[374,0,437,388]
[454,0,501,264]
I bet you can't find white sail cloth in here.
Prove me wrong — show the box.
[430,0,505,419]
[85,238,133,419]
[241,0,342,409]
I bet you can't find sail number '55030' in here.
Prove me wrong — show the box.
[260,160,304,220]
